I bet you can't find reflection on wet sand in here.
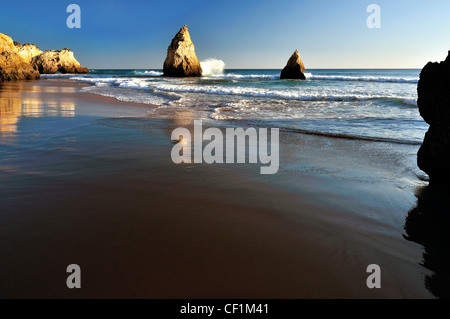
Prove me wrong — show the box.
[404,185,450,299]
[22,98,75,118]
[0,81,75,142]
[164,109,197,147]
[0,89,21,135]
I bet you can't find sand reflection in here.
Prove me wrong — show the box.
[164,109,197,144]
[21,98,75,118]
[0,82,76,142]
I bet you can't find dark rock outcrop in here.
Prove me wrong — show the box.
[417,51,450,185]
[31,49,89,74]
[0,33,40,81]
[163,25,202,77]
[280,50,306,80]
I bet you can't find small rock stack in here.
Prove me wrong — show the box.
[280,50,306,80]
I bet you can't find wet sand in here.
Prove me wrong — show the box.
[0,79,435,298]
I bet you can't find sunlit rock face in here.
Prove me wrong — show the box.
[417,51,450,185]
[163,25,202,77]
[31,49,89,74]
[0,33,17,52]
[280,50,306,80]
[0,33,40,81]
[1,33,87,79]
[17,44,42,64]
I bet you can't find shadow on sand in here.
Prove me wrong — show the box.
[404,184,450,299]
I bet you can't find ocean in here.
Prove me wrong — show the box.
[43,65,425,145]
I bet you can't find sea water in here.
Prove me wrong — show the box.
[44,67,425,145]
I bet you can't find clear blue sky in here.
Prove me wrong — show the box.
[1,0,449,69]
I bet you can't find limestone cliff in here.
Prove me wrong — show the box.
[1,33,17,52]
[0,33,40,81]
[163,25,202,77]
[417,51,450,185]
[17,44,42,64]
[31,49,89,74]
[280,50,306,80]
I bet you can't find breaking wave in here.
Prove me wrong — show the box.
[200,59,226,76]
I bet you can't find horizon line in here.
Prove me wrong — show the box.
[87,67,423,70]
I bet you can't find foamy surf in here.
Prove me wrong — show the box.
[81,85,173,105]
[150,82,416,105]
[59,68,424,145]
[132,70,163,76]
[305,73,418,84]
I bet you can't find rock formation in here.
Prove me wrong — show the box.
[1,32,87,80]
[280,50,306,80]
[31,49,89,74]
[1,33,17,52]
[17,44,42,64]
[417,51,450,185]
[0,33,40,81]
[163,25,202,77]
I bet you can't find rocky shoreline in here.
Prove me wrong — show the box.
[0,33,88,81]
[2,25,310,81]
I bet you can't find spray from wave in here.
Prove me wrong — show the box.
[200,59,226,76]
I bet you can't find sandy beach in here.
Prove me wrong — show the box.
[0,79,435,298]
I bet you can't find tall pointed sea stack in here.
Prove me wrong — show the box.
[417,51,450,185]
[280,50,306,80]
[163,25,202,77]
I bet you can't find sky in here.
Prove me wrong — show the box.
[1,0,450,69]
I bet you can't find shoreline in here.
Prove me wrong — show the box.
[39,78,161,109]
[0,78,433,298]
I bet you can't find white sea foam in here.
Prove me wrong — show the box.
[200,72,417,83]
[117,78,150,89]
[151,82,415,104]
[70,76,119,83]
[81,85,170,105]
[67,74,417,107]
[200,59,226,76]
[63,70,418,84]
[49,68,424,145]
[70,76,151,89]
[209,73,279,80]
[132,70,163,76]
[304,73,418,83]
